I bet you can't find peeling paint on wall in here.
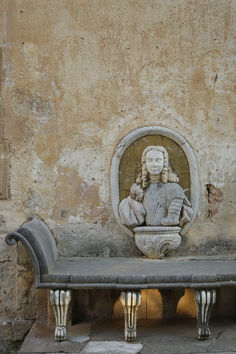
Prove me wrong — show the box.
[0,0,235,338]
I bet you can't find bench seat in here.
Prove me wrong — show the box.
[41,256,236,289]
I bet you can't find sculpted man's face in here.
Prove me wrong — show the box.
[146,150,164,175]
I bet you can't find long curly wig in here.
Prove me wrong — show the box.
[136,146,179,189]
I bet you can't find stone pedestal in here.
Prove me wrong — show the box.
[134,226,181,259]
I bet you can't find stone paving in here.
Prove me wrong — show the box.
[0,340,22,354]
[17,318,236,354]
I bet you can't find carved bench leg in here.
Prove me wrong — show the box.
[194,289,216,340]
[121,290,142,342]
[50,290,71,341]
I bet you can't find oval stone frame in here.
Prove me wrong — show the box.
[110,126,199,237]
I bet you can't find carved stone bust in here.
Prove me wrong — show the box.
[119,146,193,229]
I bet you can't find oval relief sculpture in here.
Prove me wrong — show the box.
[118,145,193,258]
[110,127,199,259]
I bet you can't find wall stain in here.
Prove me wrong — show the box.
[206,184,224,218]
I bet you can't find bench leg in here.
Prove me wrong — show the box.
[121,290,142,342]
[195,289,216,340]
[50,290,71,341]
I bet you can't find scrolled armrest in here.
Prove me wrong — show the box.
[5,218,58,280]
[5,229,40,278]
[5,231,23,246]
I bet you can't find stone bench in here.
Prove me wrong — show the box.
[5,218,236,342]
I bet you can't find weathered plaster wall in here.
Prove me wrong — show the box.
[0,0,235,339]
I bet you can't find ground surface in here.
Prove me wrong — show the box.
[16,318,236,354]
[0,340,22,354]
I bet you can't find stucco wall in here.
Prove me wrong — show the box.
[0,0,235,339]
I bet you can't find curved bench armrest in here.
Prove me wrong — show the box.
[5,231,40,277]
[5,218,58,278]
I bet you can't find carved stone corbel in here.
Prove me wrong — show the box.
[195,289,216,340]
[121,290,142,342]
[50,289,71,341]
